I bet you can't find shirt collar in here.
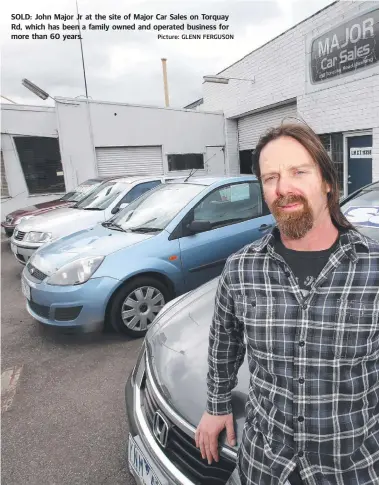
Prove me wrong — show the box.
[249,225,369,263]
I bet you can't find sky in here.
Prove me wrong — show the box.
[1,0,335,108]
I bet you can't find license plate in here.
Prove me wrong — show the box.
[11,243,17,255]
[21,278,31,301]
[128,434,163,485]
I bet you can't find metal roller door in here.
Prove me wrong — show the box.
[238,103,297,151]
[96,146,164,177]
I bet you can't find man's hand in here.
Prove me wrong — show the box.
[195,412,236,465]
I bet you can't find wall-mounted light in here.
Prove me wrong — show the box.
[21,78,50,100]
[203,75,255,84]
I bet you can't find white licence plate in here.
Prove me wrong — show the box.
[21,278,31,301]
[11,243,17,255]
[128,435,163,485]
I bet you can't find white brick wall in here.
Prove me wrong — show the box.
[373,128,379,182]
[202,0,379,182]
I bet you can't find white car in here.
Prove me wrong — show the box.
[10,176,174,264]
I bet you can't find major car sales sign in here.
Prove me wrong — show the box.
[310,8,379,83]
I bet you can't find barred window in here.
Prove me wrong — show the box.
[319,133,344,197]
[1,151,9,197]
[13,136,65,195]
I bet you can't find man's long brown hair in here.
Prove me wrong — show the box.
[252,122,354,231]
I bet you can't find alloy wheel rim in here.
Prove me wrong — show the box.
[121,286,165,331]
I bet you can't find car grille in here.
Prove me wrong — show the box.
[27,263,47,282]
[29,300,50,319]
[143,375,235,485]
[55,306,82,321]
[14,230,26,241]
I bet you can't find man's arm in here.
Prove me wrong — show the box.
[207,261,246,415]
[195,261,246,464]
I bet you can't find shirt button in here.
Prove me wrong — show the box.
[302,304,307,310]
[251,301,256,307]
[298,378,305,384]
[298,451,304,458]
[299,340,305,347]
[284,270,290,277]
[297,416,304,422]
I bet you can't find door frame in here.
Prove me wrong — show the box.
[205,146,226,175]
[343,130,372,197]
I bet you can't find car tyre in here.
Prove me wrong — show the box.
[109,276,171,337]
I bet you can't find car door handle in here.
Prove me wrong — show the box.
[259,224,273,232]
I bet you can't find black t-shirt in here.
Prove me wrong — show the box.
[274,234,340,297]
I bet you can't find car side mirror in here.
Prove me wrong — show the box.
[187,220,212,234]
[111,207,120,215]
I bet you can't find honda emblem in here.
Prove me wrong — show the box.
[153,410,169,448]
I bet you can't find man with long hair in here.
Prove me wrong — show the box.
[196,123,379,485]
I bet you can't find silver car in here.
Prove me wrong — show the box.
[125,181,379,485]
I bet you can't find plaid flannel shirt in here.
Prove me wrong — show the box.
[207,228,379,485]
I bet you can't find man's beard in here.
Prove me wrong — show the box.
[271,194,313,240]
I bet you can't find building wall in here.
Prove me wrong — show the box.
[202,0,379,183]
[55,99,226,191]
[1,105,61,220]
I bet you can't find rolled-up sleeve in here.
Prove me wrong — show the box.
[206,261,245,415]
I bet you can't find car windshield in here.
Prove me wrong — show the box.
[60,179,102,202]
[111,183,205,231]
[75,181,130,210]
[341,183,379,241]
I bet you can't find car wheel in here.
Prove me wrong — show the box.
[109,276,171,337]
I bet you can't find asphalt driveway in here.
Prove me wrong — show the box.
[1,239,140,485]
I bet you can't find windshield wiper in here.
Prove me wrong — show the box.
[127,227,162,233]
[102,221,126,232]
[83,207,102,211]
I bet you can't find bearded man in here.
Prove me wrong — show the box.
[196,123,379,485]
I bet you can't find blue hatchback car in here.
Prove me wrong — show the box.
[21,176,275,336]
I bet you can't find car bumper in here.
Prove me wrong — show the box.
[125,350,239,485]
[22,268,119,331]
[11,243,38,264]
[1,223,14,237]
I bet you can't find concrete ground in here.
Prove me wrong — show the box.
[1,239,141,485]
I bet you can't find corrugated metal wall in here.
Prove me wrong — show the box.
[95,146,164,177]
[237,103,298,150]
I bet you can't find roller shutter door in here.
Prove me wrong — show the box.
[238,103,297,151]
[96,146,163,177]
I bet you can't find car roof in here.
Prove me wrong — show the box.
[166,174,258,186]
[88,174,258,185]
[99,175,165,184]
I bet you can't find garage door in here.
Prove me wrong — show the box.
[96,146,164,177]
[238,103,297,151]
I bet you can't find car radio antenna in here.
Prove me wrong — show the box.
[184,168,197,182]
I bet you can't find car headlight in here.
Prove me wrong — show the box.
[46,256,104,286]
[24,232,52,243]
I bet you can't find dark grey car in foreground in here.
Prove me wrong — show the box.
[125,181,379,485]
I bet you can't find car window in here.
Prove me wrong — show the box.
[60,179,102,202]
[111,183,204,231]
[341,185,379,241]
[193,182,263,227]
[75,181,130,210]
[120,181,161,205]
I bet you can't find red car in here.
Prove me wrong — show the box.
[1,177,113,237]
